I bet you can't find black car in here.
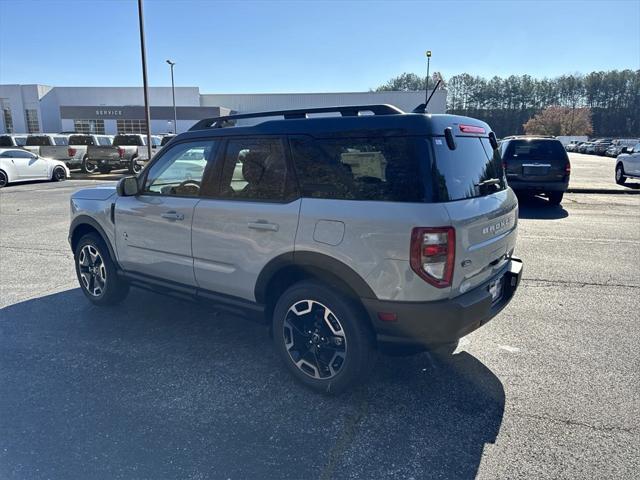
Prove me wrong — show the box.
[500,136,570,205]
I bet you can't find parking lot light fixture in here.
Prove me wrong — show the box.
[166,59,177,134]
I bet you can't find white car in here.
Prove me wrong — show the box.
[0,148,70,188]
[615,142,640,185]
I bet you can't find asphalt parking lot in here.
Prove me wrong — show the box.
[1,174,639,478]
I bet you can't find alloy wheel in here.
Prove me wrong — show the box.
[0,172,7,188]
[283,300,347,380]
[78,245,107,297]
[84,159,98,174]
[54,167,66,181]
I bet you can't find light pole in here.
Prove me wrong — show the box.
[137,0,152,163]
[425,50,432,105]
[166,59,177,133]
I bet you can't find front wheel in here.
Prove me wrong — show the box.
[548,191,564,205]
[615,164,627,185]
[272,281,376,395]
[74,233,129,306]
[51,166,66,182]
[0,170,8,188]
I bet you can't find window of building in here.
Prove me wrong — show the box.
[25,109,40,133]
[117,119,147,134]
[73,119,105,134]
[1,99,14,133]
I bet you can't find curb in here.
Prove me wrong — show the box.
[567,188,640,194]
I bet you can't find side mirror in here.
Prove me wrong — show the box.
[117,176,139,196]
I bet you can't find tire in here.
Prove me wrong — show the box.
[615,164,627,185]
[74,233,129,306]
[548,191,564,205]
[81,156,99,174]
[0,170,7,188]
[51,166,66,182]
[128,157,142,174]
[272,280,376,394]
[98,167,112,174]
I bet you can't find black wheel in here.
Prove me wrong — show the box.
[0,170,7,188]
[98,167,112,174]
[128,157,143,174]
[615,164,627,185]
[81,156,99,174]
[74,233,129,306]
[272,280,376,394]
[548,191,564,205]
[51,166,66,182]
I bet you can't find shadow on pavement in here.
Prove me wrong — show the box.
[0,288,504,480]
[516,193,569,220]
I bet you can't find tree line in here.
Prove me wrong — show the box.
[375,70,640,137]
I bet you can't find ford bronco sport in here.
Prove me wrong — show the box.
[69,105,522,394]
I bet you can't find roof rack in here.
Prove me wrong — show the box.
[189,104,404,131]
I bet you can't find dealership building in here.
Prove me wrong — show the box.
[0,84,446,135]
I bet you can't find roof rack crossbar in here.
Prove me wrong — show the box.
[189,104,404,131]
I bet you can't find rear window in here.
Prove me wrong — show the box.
[25,136,51,146]
[291,136,428,202]
[114,135,143,146]
[97,136,112,146]
[430,136,506,202]
[503,139,568,161]
[69,135,95,146]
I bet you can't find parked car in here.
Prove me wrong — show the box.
[577,142,592,154]
[565,140,581,152]
[23,134,69,159]
[0,148,69,187]
[68,104,523,394]
[500,136,570,205]
[606,144,625,158]
[615,142,640,185]
[66,134,114,172]
[0,134,28,148]
[593,139,613,156]
[85,134,161,174]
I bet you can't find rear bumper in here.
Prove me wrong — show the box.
[362,257,523,349]
[508,178,569,192]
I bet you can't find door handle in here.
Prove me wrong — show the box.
[248,221,279,232]
[161,211,184,221]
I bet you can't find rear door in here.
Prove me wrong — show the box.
[192,137,300,301]
[503,139,569,182]
[115,139,218,285]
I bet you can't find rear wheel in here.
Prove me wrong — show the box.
[548,191,564,205]
[615,164,627,185]
[0,170,7,188]
[129,157,143,174]
[51,166,66,182]
[81,156,99,174]
[272,280,376,394]
[74,233,129,306]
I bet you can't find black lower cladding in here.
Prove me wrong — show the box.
[508,178,569,192]
[362,258,523,348]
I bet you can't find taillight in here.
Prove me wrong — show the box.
[117,147,125,158]
[410,227,455,288]
[565,162,571,174]
[68,147,77,157]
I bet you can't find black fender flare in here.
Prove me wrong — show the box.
[254,251,376,303]
[69,215,119,267]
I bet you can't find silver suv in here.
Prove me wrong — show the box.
[69,105,523,394]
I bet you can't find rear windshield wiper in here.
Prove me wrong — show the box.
[475,178,501,187]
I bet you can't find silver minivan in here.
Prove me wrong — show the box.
[69,105,522,394]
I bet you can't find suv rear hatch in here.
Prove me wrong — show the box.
[429,126,518,297]
[503,139,569,183]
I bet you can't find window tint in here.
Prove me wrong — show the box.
[15,136,27,146]
[151,137,161,147]
[5,149,35,159]
[0,136,12,147]
[25,136,51,146]
[69,135,94,146]
[291,136,426,202]
[503,139,568,161]
[144,140,217,197]
[431,136,506,201]
[219,138,289,201]
[114,135,143,146]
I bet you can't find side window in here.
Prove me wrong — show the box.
[53,136,68,146]
[0,136,12,147]
[290,136,424,202]
[218,138,289,201]
[143,140,217,197]
[10,150,36,159]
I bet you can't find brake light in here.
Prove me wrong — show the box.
[410,227,455,288]
[117,147,125,159]
[565,162,571,174]
[68,147,77,157]
[459,124,486,134]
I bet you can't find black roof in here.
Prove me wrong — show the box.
[175,105,492,142]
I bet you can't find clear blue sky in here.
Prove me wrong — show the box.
[0,0,638,93]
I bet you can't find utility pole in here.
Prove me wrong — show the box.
[166,60,177,133]
[137,0,153,163]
